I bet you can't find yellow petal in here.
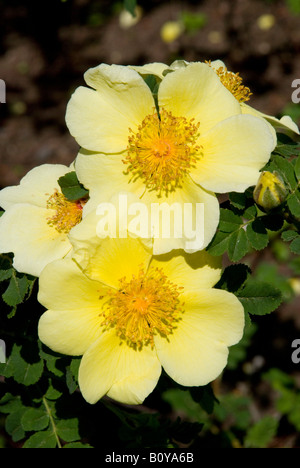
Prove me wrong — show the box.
[71,236,152,289]
[66,64,155,153]
[38,257,104,310]
[74,150,145,214]
[0,204,71,277]
[150,250,222,293]
[75,152,219,255]
[190,114,275,193]
[140,175,219,254]
[154,289,244,386]
[38,258,106,355]
[241,102,300,139]
[79,330,161,404]
[38,307,103,357]
[129,62,168,80]
[158,62,241,135]
[0,164,71,210]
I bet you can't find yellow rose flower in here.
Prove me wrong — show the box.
[38,235,244,405]
[66,62,275,254]
[0,164,87,277]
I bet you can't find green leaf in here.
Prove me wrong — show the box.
[267,155,297,191]
[246,218,269,251]
[244,415,279,448]
[214,394,251,431]
[207,230,229,256]
[39,346,65,378]
[63,442,93,448]
[0,394,24,414]
[5,409,26,442]
[162,389,204,422]
[6,343,44,386]
[65,357,80,394]
[0,254,13,282]
[180,11,207,33]
[123,0,137,16]
[287,189,300,219]
[281,229,298,241]
[58,171,89,201]
[0,268,12,282]
[295,155,300,180]
[2,271,29,307]
[228,192,248,211]
[143,74,159,95]
[208,208,253,261]
[21,408,50,432]
[66,366,78,394]
[228,323,257,370]
[261,213,284,231]
[56,418,81,443]
[290,236,300,254]
[273,133,300,158]
[227,228,249,262]
[44,379,63,401]
[23,429,57,448]
[218,208,243,232]
[237,280,282,316]
[189,385,217,414]
[254,262,294,303]
[215,264,251,293]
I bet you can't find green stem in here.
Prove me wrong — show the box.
[42,397,62,448]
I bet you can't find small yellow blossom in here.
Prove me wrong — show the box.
[289,278,300,295]
[0,164,87,277]
[160,21,183,43]
[257,14,276,31]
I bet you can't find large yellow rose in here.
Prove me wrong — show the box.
[38,234,244,405]
[66,62,275,254]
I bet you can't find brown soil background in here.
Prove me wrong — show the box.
[1,0,300,187]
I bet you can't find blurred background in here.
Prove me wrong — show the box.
[1,0,300,448]
[0,0,300,187]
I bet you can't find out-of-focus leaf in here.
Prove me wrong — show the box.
[244,415,279,448]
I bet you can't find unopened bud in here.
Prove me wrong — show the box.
[253,171,288,211]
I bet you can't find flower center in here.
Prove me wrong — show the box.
[207,61,252,103]
[102,266,184,348]
[46,190,86,233]
[124,108,200,195]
